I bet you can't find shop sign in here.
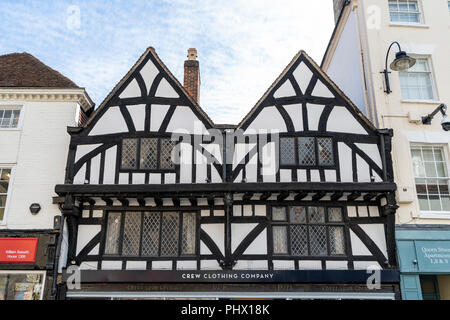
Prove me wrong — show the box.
[415,241,450,272]
[0,238,39,263]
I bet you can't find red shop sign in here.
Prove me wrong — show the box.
[0,238,39,263]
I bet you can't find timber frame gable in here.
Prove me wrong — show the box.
[55,48,399,290]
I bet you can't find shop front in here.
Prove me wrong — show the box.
[396,225,450,300]
[0,231,58,300]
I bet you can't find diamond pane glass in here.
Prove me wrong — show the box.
[140,138,158,169]
[160,212,179,256]
[317,138,334,165]
[329,226,345,255]
[272,207,287,221]
[308,207,325,223]
[328,208,343,222]
[289,206,306,224]
[290,225,308,256]
[309,225,327,256]
[105,212,122,255]
[280,138,296,165]
[142,212,160,257]
[121,139,137,169]
[122,212,141,256]
[160,138,175,169]
[181,212,196,255]
[298,137,316,166]
[272,226,288,254]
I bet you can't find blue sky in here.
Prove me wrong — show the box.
[0,0,335,124]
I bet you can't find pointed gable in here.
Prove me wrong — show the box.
[237,50,375,135]
[83,47,214,136]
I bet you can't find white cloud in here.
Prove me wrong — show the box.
[0,0,334,124]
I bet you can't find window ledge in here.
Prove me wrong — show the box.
[401,100,442,105]
[418,212,450,219]
[0,128,21,132]
[389,22,429,28]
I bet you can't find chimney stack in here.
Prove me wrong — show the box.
[183,48,200,104]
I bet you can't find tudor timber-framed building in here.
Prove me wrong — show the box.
[54,47,400,300]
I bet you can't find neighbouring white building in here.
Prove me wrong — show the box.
[0,52,93,300]
[323,0,450,300]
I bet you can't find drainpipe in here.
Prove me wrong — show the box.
[50,214,66,300]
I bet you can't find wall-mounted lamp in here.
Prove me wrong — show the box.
[382,41,416,94]
[422,104,450,131]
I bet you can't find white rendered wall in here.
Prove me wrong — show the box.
[326,10,367,115]
[0,100,79,229]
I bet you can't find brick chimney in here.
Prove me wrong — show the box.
[183,48,200,103]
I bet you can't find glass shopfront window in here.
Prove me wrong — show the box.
[0,272,45,300]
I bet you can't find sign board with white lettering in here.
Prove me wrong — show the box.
[0,238,39,263]
[415,241,450,272]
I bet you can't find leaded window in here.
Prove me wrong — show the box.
[104,211,197,257]
[0,168,11,222]
[279,137,335,167]
[271,206,346,257]
[411,145,450,212]
[120,137,175,171]
[389,0,421,23]
[0,108,21,129]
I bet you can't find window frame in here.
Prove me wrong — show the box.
[0,105,23,130]
[119,137,177,173]
[102,210,199,259]
[279,135,337,170]
[388,0,424,25]
[410,144,450,216]
[0,271,46,300]
[0,166,15,225]
[399,56,438,102]
[269,205,349,258]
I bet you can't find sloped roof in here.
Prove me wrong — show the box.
[0,52,79,88]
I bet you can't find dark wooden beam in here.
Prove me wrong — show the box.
[189,198,197,206]
[260,192,272,201]
[80,197,96,206]
[277,192,290,202]
[347,191,362,202]
[172,197,180,207]
[101,197,113,206]
[117,197,129,206]
[207,196,214,207]
[312,191,326,201]
[330,191,344,202]
[243,192,253,201]
[363,193,377,202]
[55,182,397,196]
[294,192,308,201]
[154,197,163,207]
[137,197,146,207]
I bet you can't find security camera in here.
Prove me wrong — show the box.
[442,115,450,131]
[422,104,449,131]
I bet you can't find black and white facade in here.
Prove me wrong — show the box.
[54,47,400,299]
